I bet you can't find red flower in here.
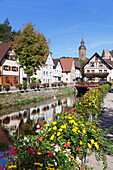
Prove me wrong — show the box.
[0,156,3,159]
[82,113,86,115]
[4,151,8,154]
[76,147,83,151]
[64,142,70,148]
[12,146,17,150]
[10,150,17,155]
[86,110,90,113]
[48,153,54,157]
[38,136,44,141]
[18,161,24,165]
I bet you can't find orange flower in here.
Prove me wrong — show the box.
[76,147,83,151]
[38,136,44,141]
[64,142,70,148]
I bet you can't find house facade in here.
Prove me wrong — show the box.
[53,59,62,82]
[34,52,55,84]
[84,53,113,82]
[0,42,27,85]
[0,42,19,85]
[59,58,76,84]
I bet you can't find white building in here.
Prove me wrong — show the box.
[84,53,113,82]
[34,52,55,84]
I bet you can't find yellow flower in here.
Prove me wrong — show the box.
[48,128,52,132]
[74,122,78,126]
[48,117,53,120]
[47,163,54,166]
[90,139,95,144]
[67,116,72,119]
[8,165,17,169]
[94,142,99,149]
[60,124,66,129]
[53,126,57,130]
[78,130,81,133]
[69,120,75,124]
[44,123,50,127]
[72,127,78,133]
[57,132,61,136]
[82,129,86,133]
[52,121,57,125]
[34,162,43,167]
[87,143,92,148]
[81,124,84,127]
[92,129,96,133]
[58,128,63,131]
[80,140,83,145]
[37,152,42,155]
[50,134,55,140]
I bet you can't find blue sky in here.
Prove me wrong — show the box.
[0,0,113,58]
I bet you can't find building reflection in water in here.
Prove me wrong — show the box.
[0,95,76,135]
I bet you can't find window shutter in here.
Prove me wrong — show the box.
[16,67,18,71]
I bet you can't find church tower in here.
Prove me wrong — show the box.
[78,39,86,60]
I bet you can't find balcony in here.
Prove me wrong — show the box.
[84,72,109,78]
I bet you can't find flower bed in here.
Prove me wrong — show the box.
[1,84,113,170]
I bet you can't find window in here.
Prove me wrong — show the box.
[4,65,9,71]
[66,78,68,81]
[12,67,17,71]
[90,63,94,67]
[43,71,45,75]
[87,70,90,72]
[99,62,103,67]
[5,77,9,83]
[91,70,95,72]
[99,70,102,72]
[104,70,107,72]
[46,71,48,75]
[95,56,98,60]
[66,72,68,75]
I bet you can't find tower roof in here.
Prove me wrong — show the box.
[78,38,86,50]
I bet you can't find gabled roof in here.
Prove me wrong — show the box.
[53,58,60,68]
[59,58,75,72]
[83,52,113,69]
[0,42,12,62]
[109,50,113,57]
[105,59,113,67]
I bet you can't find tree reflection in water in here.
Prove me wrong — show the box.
[0,95,77,136]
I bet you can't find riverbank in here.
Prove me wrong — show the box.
[0,85,76,110]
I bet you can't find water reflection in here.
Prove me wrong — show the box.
[0,95,77,135]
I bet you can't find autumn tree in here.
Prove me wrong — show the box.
[12,23,49,85]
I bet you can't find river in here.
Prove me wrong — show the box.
[0,94,78,136]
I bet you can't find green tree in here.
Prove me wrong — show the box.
[79,59,87,81]
[0,18,18,42]
[12,23,49,85]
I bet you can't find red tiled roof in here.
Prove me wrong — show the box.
[60,58,74,72]
[105,59,113,67]
[0,42,12,62]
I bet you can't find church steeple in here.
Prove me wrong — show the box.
[78,39,86,60]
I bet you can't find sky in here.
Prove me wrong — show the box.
[0,0,113,58]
